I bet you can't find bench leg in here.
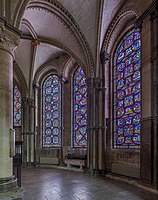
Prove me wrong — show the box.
[67,162,71,168]
[80,162,83,170]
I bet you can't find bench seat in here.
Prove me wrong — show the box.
[65,154,87,170]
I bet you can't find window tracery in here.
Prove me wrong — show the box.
[13,85,22,127]
[42,75,61,147]
[73,66,87,148]
[113,29,141,148]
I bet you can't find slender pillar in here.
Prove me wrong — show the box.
[151,4,158,188]
[93,77,101,174]
[87,77,103,174]
[0,20,21,199]
[28,98,35,164]
[33,83,39,166]
[100,51,110,173]
[60,78,65,166]
[22,97,29,165]
[87,78,94,174]
[22,97,35,165]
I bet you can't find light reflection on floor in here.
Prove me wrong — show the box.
[22,167,158,200]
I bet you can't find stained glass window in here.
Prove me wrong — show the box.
[73,66,87,147]
[13,85,22,126]
[42,75,61,147]
[113,29,141,148]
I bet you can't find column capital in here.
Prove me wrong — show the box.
[33,82,40,90]
[87,77,94,87]
[28,98,34,106]
[0,20,21,56]
[87,77,102,91]
[100,50,110,65]
[94,77,101,89]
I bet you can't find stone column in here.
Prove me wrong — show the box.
[59,77,65,166]
[33,83,39,165]
[87,77,103,174]
[150,4,158,188]
[100,51,110,173]
[135,0,158,188]
[62,79,71,163]
[87,78,94,173]
[22,97,35,165]
[0,20,21,199]
[93,77,101,174]
[27,98,35,165]
[22,97,29,165]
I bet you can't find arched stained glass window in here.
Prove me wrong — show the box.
[42,75,61,147]
[113,29,141,148]
[73,66,87,148]
[13,85,22,127]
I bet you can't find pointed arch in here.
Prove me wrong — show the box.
[113,28,141,148]
[13,61,28,97]
[14,0,94,78]
[42,74,62,147]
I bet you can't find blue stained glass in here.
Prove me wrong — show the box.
[124,65,133,77]
[117,79,124,90]
[125,117,132,125]
[134,61,141,71]
[117,107,124,117]
[117,63,125,71]
[124,95,133,107]
[133,82,141,94]
[42,75,61,147]
[117,52,124,62]
[125,57,132,66]
[117,90,125,99]
[13,85,22,126]
[118,119,124,127]
[73,66,87,147]
[113,29,141,148]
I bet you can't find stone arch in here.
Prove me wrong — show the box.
[62,57,78,82]
[13,0,30,28]
[13,61,28,97]
[14,0,94,79]
[34,64,59,87]
[21,18,38,39]
[101,5,139,54]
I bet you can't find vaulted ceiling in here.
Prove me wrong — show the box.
[6,0,125,96]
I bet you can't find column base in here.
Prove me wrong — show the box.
[93,169,105,176]
[0,176,22,200]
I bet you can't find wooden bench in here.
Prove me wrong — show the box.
[65,152,87,170]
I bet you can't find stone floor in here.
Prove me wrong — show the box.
[21,167,158,200]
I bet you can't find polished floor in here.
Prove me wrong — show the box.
[21,167,158,200]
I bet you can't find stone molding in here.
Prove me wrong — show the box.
[102,5,138,53]
[13,0,29,28]
[34,65,59,87]
[13,61,28,97]
[22,18,38,39]
[0,175,22,199]
[62,57,77,82]
[33,56,66,86]
[100,50,110,65]
[134,0,157,27]
[0,20,20,56]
